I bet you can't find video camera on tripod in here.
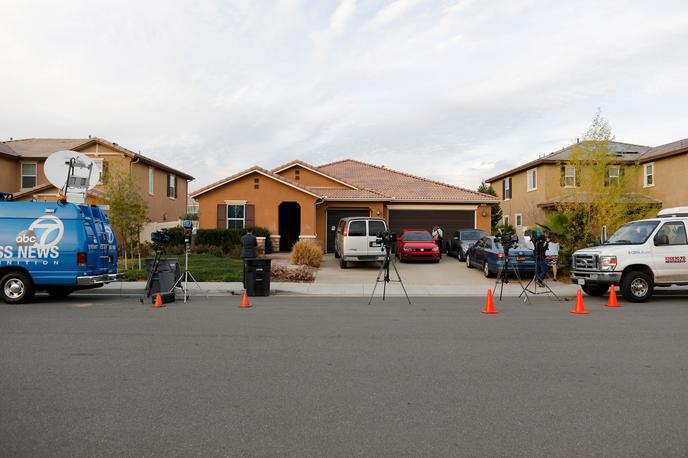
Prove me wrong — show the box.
[495,227,519,253]
[375,231,397,251]
[150,229,172,252]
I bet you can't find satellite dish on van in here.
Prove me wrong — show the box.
[44,150,101,204]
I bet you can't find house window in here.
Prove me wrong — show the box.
[503,177,512,200]
[167,174,177,199]
[21,163,37,189]
[227,204,245,229]
[503,215,510,226]
[563,165,576,187]
[607,166,621,186]
[148,167,155,195]
[294,169,300,181]
[644,163,654,187]
[515,214,523,228]
[527,169,537,191]
[254,178,260,189]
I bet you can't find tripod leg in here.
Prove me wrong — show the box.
[512,265,531,304]
[368,260,386,305]
[391,259,411,304]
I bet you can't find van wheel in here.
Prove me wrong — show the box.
[621,271,653,302]
[46,287,75,299]
[1,271,35,304]
[339,258,348,269]
[334,250,340,259]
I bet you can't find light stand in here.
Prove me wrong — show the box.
[170,221,204,303]
[493,247,531,304]
[521,239,562,301]
[369,243,411,305]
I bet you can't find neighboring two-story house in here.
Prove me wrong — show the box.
[0,137,194,224]
[485,138,688,233]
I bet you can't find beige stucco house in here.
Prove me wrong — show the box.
[485,138,688,232]
[0,137,194,224]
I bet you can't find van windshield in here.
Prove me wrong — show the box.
[606,221,659,245]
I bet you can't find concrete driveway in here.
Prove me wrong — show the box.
[309,253,579,297]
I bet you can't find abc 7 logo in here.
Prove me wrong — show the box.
[16,216,65,248]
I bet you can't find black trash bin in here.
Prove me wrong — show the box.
[145,258,180,296]
[244,258,271,297]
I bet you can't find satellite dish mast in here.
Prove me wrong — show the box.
[44,150,101,204]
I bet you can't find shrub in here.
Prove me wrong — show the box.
[191,226,273,256]
[290,240,323,267]
[271,264,315,282]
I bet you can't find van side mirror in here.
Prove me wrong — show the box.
[654,234,670,246]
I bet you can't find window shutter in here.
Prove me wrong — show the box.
[560,166,565,186]
[217,204,227,229]
[167,175,171,197]
[508,178,512,199]
[502,179,505,198]
[245,204,255,228]
[575,167,581,187]
[604,168,610,187]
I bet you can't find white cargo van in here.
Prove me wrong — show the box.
[334,217,388,268]
[571,207,688,302]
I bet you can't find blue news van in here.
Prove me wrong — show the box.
[0,200,120,303]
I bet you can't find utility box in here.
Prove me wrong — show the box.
[245,258,272,297]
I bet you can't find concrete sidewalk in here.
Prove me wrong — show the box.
[84,279,579,297]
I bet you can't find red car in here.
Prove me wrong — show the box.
[395,230,441,262]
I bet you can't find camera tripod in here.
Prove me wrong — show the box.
[520,257,563,301]
[369,246,411,304]
[143,245,165,299]
[171,244,205,303]
[493,250,531,304]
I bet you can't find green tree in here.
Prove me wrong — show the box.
[555,109,656,265]
[478,181,502,233]
[103,173,148,269]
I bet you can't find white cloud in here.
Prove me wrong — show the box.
[0,0,687,192]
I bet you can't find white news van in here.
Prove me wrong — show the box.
[571,207,688,302]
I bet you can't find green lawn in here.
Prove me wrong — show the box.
[118,254,244,282]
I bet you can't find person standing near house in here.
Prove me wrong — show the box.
[431,225,444,257]
[546,236,560,281]
[240,228,257,288]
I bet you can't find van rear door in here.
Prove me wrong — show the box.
[346,220,368,255]
[367,219,386,255]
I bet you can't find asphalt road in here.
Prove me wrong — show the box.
[2,294,688,457]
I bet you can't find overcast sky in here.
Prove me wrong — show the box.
[2,0,687,191]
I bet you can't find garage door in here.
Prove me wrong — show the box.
[326,208,371,253]
[388,209,475,239]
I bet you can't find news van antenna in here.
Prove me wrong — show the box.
[44,150,101,204]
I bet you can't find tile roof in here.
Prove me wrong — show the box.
[271,159,358,189]
[1,138,90,157]
[486,140,652,183]
[307,187,387,200]
[318,159,497,202]
[191,165,322,198]
[639,138,688,162]
[1,137,193,180]
[538,192,662,208]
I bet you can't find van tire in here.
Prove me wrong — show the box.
[46,287,75,299]
[334,250,340,259]
[621,271,653,303]
[339,258,348,269]
[1,271,35,304]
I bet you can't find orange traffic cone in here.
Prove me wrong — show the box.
[605,286,621,307]
[240,291,251,308]
[153,293,165,308]
[482,289,498,314]
[570,289,588,314]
